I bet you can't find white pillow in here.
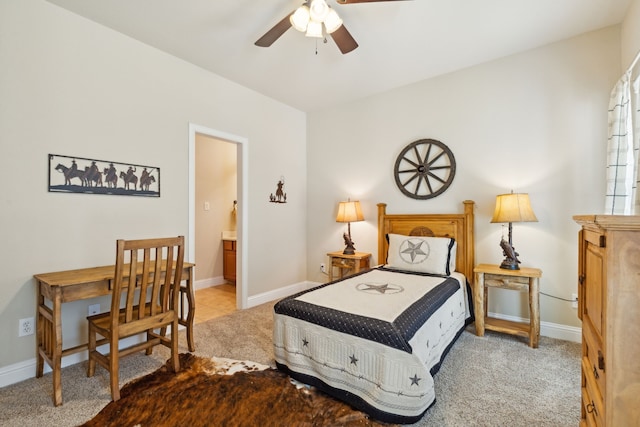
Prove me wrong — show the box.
[385,233,457,275]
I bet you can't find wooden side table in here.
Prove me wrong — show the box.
[473,263,542,348]
[327,251,371,282]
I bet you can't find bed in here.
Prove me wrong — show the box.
[273,201,476,424]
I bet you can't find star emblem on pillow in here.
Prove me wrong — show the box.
[399,238,430,264]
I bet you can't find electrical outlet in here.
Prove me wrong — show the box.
[88,303,100,316]
[19,317,34,337]
[571,293,578,309]
[320,263,326,274]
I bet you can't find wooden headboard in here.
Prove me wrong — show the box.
[377,201,476,285]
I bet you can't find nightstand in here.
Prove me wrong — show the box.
[327,251,371,282]
[473,263,542,348]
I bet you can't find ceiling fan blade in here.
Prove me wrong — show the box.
[255,13,293,47]
[330,24,359,54]
[336,0,411,3]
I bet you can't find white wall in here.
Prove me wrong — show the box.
[306,26,621,330]
[622,0,640,70]
[0,0,306,368]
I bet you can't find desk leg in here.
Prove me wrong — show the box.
[36,287,64,406]
[474,272,485,336]
[52,289,63,406]
[184,267,195,352]
[168,267,195,352]
[529,277,540,348]
[36,283,64,406]
[36,284,44,379]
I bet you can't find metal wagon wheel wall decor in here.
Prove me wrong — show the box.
[393,139,456,200]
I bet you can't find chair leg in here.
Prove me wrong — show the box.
[145,330,154,356]
[87,323,96,377]
[109,340,120,401]
[170,320,180,373]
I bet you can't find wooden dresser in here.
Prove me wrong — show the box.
[573,215,640,426]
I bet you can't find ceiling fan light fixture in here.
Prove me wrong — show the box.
[290,5,310,32]
[323,9,343,34]
[309,0,330,22]
[305,19,324,38]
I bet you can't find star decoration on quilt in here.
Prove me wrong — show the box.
[350,354,358,366]
[302,338,309,347]
[410,374,422,386]
[399,238,430,264]
[367,283,391,293]
[356,282,403,294]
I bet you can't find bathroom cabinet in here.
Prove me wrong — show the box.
[223,239,236,284]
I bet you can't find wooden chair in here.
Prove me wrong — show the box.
[87,236,185,401]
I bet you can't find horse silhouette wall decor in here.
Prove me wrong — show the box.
[49,154,160,197]
[269,176,287,204]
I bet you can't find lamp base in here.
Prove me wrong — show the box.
[498,238,521,270]
[499,258,520,270]
[342,232,356,255]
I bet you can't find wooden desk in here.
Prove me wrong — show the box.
[473,263,541,348]
[34,261,195,406]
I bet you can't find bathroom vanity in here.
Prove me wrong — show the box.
[222,231,236,284]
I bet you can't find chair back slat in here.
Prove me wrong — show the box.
[149,254,162,317]
[138,247,152,320]
[125,253,138,323]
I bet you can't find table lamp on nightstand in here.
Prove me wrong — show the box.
[336,199,364,255]
[491,191,538,270]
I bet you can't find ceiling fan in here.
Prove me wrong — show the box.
[255,0,410,54]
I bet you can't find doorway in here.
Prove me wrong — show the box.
[188,123,248,311]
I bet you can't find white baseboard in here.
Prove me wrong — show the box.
[246,281,316,308]
[194,276,227,291]
[487,311,582,343]
[1,279,224,388]
[0,284,580,388]
[0,328,179,388]
[0,282,317,389]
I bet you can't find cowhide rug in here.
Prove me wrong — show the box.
[81,353,395,427]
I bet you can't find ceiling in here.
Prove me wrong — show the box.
[46,0,632,112]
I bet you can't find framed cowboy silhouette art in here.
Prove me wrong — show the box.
[48,154,160,197]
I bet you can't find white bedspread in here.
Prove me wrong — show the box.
[273,268,470,423]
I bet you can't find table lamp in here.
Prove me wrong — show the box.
[336,199,364,255]
[491,191,538,270]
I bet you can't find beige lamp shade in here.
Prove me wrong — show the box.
[491,193,538,224]
[336,200,363,255]
[336,200,364,223]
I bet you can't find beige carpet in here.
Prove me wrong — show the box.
[0,301,581,426]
